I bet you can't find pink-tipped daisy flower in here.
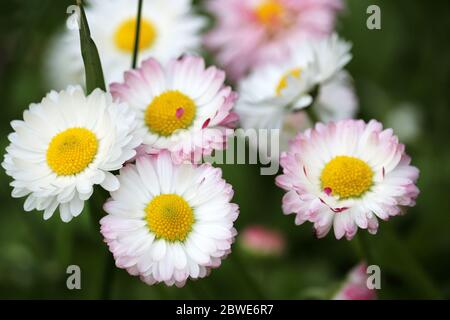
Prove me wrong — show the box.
[276,119,419,240]
[204,0,343,80]
[110,55,238,163]
[101,151,239,287]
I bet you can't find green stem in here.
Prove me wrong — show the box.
[290,84,320,124]
[131,0,143,69]
[89,189,115,299]
[100,253,116,300]
[353,232,374,266]
[305,106,319,125]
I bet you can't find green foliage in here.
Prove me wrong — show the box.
[77,1,105,93]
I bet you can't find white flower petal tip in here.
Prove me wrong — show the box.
[100,152,239,287]
[2,85,143,222]
[110,55,238,163]
[275,119,420,240]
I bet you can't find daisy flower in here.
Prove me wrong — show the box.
[2,86,143,222]
[333,262,377,300]
[204,0,343,80]
[100,152,239,287]
[45,0,206,89]
[110,55,238,162]
[236,35,356,157]
[240,225,286,257]
[275,119,420,240]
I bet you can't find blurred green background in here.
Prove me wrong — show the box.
[1,0,449,299]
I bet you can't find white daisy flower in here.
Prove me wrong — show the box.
[236,34,355,157]
[110,55,238,162]
[100,152,239,287]
[276,119,420,240]
[310,33,352,84]
[2,86,143,222]
[45,0,206,89]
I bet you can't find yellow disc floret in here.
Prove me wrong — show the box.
[144,90,196,136]
[46,128,98,176]
[320,156,373,199]
[276,68,302,96]
[146,194,195,242]
[114,18,156,52]
[255,0,285,25]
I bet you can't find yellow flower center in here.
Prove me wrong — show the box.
[255,0,285,25]
[46,128,98,176]
[114,18,157,52]
[276,68,302,96]
[145,194,194,242]
[144,90,196,136]
[320,156,373,199]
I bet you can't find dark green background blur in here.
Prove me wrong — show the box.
[0,0,449,299]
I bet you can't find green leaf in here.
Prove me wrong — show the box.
[77,0,105,94]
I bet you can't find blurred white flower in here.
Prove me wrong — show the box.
[45,0,206,89]
[236,34,356,157]
[314,71,358,123]
[204,0,344,80]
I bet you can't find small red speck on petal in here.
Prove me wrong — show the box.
[202,118,210,129]
[176,108,184,119]
[324,187,332,196]
[332,207,349,213]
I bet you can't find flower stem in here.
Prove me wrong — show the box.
[290,84,320,124]
[354,232,374,266]
[89,189,115,299]
[100,252,116,299]
[305,106,319,125]
[131,0,143,69]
